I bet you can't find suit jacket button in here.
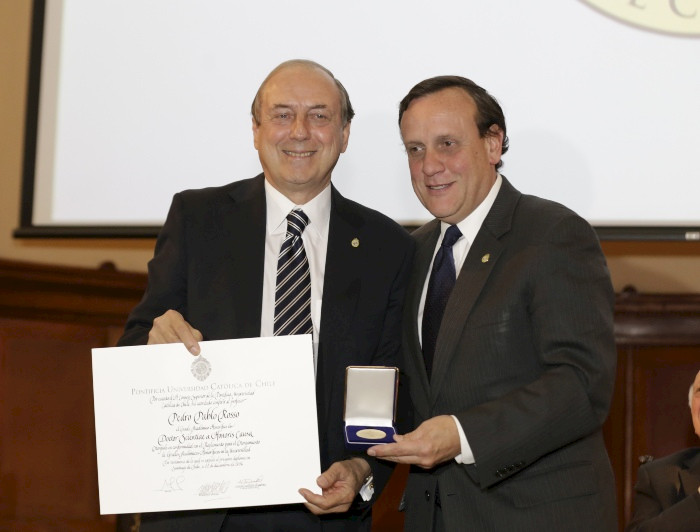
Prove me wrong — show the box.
[424,490,431,501]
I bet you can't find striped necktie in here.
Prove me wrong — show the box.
[274,209,312,336]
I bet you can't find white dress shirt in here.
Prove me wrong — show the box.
[260,180,331,371]
[417,174,503,465]
[259,180,375,500]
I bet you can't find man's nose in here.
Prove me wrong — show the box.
[290,116,310,140]
[422,148,444,176]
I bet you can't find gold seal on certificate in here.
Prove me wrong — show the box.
[356,428,386,440]
[191,355,212,381]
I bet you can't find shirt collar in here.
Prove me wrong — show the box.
[264,179,332,239]
[440,173,503,243]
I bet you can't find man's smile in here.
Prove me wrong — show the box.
[426,183,451,191]
[283,150,315,158]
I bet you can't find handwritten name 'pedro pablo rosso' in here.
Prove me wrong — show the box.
[168,408,240,426]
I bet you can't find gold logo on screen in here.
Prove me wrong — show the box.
[580,0,700,36]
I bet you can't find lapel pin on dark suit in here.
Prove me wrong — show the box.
[351,238,360,248]
[482,253,490,263]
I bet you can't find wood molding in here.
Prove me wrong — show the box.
[0,258,146,327]
[615,287,700,345]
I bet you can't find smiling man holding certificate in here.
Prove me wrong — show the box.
[115,59,414,531]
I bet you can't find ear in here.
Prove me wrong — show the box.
[484,124,504,166]
[252,117,260,151]
[339,120,351,153]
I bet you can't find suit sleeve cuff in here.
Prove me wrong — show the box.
[451,415,475,464]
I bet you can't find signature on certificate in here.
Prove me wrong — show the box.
[198,480,231,497]
[236,477,266,490]
[155,476,185,493]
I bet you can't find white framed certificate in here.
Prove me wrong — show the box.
[91,335,320,515]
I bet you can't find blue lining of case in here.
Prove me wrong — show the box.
[345,425,396,449]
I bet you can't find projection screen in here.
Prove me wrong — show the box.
[17,0,700,239]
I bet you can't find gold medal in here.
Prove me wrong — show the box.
[356,428,386,440]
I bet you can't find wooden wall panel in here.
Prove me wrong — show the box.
[0,319,115,531]
[609,345,700,527]
[0,260,144,532]
[609,289,700,528]
[631,348,698,459]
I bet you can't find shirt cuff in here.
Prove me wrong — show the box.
[359,473,374,501]
[451,415,475,464]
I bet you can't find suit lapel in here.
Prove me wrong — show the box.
[316,187,364,427]
[680,449,700,497]
[225,174,267,339]
[405,221,441,402]
[429,231,503,400]
[428,178,521,404]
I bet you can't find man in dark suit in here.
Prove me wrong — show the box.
[368,76,617,530]
[626,370,700,531]
[118,59,414,531]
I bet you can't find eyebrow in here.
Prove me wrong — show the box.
[403,134,455,146]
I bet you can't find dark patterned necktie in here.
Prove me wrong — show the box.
[274,209,312,336]
[422,224,462,378]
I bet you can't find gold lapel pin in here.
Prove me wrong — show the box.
[482,253,490,263]
[351,238,360,248]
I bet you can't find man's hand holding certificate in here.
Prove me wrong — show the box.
[91,335,320,515]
